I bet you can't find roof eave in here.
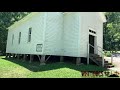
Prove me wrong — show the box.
[99,12,107,23]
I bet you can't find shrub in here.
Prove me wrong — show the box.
[105,51,112,57]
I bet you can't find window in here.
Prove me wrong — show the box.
[12,34,14,45]
[89,29,96,34]
[36,44,43,52]
[28,27,32,42]
[18,32,21,44]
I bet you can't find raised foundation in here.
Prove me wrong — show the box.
[5,53,87,66]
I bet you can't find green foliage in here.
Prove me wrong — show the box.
[105,51,112,57]
[104,12,120,51]
[0,12,30,55]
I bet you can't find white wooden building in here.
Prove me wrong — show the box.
[6,12,106,66]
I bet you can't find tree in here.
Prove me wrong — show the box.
[0,12,30,55]
[104,12,120,52]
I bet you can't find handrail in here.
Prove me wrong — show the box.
[88,43,105,67]
[89,44,105,54]
[97,45,107,52]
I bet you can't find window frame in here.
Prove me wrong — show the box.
[12,34,14,45]
[28,27,32,43]
[18,32,21,44]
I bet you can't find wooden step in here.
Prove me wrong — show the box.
[90,54,100,58]
[89,57,100,66]
[104,63,112,66]
[89,54,110,67]
[90,56,101,60]
[105,65,114,68]
[105,61,108,63]
[96,59,102,62]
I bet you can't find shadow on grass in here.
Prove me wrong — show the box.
[2,57,108,72]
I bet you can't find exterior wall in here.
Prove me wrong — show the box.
[79,12,104,57]
[6,12,104,58]
[63,12,81,57]
[43,12,63,55]
[96,19,103,56]
[6,13,45,54]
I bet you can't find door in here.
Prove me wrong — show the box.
[89,35,95,54]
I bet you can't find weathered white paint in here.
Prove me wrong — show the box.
[6,12,106,58]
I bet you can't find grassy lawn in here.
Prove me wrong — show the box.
[0,56,110,78]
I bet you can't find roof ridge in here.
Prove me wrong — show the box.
[8,12,39,30]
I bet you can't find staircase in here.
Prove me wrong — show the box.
[88,44,114,68]
[89,54,114,68]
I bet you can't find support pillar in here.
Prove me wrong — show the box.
[29,55,34,63]
[9,53,11,58]
[40,55,46,65]
[23,54,26,61]
[111,54,113,64]
[5,53,8,58]
[17,54,20,60]
[60,56,64,62]
[15,54,17,58]
[13,54,15,58]
[11,54,13,58]
[87,43,90,65]
[76,57,81,65]
[102,55,104,67]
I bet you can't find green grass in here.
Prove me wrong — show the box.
[0,56,109,78]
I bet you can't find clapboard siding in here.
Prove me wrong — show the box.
[97,22,103,56]
[79,12,104,57]
[63,13,80,57]
[6,13,45,54]
[43,12,63,55]
[6,12,105,58]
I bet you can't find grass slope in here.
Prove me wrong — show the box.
[0,56,107,78]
